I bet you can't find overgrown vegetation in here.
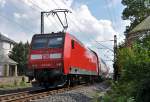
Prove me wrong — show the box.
[0,77,31,89]
[100,34,150,102]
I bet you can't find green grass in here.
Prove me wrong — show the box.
[0,79,31,90]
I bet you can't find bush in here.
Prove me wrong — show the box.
[101,81,136,102]
[102,34,150,102]
[136,79,150,102]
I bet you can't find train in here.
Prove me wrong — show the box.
[27,32,109,88]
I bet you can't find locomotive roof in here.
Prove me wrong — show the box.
[33,32,65,37]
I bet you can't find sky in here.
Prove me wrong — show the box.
[0,0,130,73]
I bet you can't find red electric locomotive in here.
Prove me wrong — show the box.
[28,32,102,87]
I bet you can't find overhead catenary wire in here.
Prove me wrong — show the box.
[104,0,125,41]
[96,41,113,52]
[104,0,116,25]
[52,0,95,42]
[11,0,60,33]
[0,13,35,34]
[99,39,114,42]
[24,0,62,32]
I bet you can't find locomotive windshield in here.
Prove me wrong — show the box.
[32,38,47,49]
[32,36,63,49]
[48,37,63,48]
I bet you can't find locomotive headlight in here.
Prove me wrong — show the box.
[31,54,42,59]
[49,53,62,59]
[32,64,37,67]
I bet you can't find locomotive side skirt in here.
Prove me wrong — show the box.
[69,67,97,75]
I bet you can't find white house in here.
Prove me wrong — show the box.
[0,33,17,77]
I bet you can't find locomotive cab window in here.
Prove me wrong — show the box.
[71,40,75,49]
[48,37,63,48]
[32,38,47,49]
[31,36,63,49]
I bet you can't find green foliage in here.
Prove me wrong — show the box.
[102,34,150,102]
[118,35,150,83]
[118,47,150,83]
[136,79,150,102]
[121,0,150,34]
[19,80,26,86]
[100,81,136,102]
[101,95,111,102]
[19,76,26,86]
[9,41,29,75]
[93,92,102,102]
[0,80,31,89]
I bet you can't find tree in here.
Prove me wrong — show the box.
[102,34,150,102]
[24,41,30,67]
[9,41,29,75]
[116,34,150,101]
[122,0,150,35]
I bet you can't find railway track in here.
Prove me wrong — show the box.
[0,85,85,102]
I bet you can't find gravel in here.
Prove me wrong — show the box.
[31,81,110,102]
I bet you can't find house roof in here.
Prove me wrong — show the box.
[129,16,150,34]
[0,33,16,44]
[0,55,17,65]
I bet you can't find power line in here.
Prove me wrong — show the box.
[103,60,113,62]
[96,40,114,42]
[103,0,124,42]
[0,13,35,34]
[104,0,115,24]
[13,1,55,33]
[24,0,62,31]
[96,41,113,52]
[53,1,101,45]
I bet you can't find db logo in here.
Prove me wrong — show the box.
[42,54,49,59]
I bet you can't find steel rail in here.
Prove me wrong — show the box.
[0,85,85,102]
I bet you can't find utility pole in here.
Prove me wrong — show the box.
[113,35,118,81]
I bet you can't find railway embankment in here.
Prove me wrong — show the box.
[31,81,111,102]
[0,80,111,102]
